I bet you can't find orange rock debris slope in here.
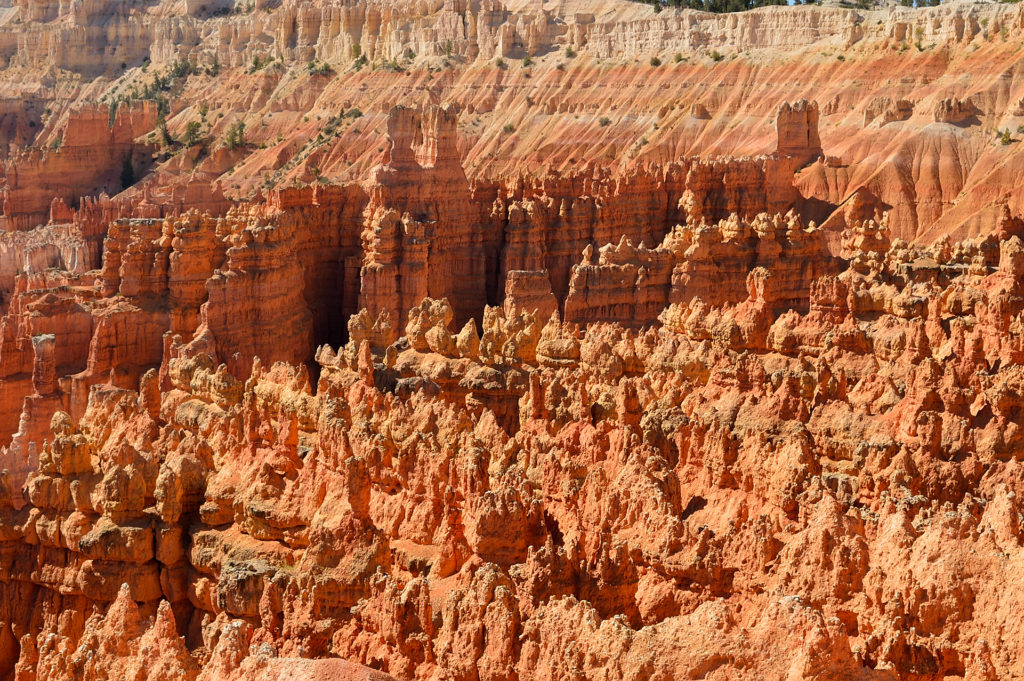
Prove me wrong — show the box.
[3,0,1024,680]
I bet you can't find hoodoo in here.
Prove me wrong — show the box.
[2,0,1024,679]
[776,99,823,167]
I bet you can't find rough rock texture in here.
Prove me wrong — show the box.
[5,216,1024,679]
[933,97,980,125]
[359,104,488,328]
[863,97,915,127]
[776,99,823,167]
[563,210,840,326]
[5,1,1024,680]
[6,0,1024,242]
[0,103,157,231]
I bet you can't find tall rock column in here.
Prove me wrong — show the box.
[30,333,56,396]
[200,215,314,378]
[359,105,491,329]
[776,100,822,167]
[3,333,64,495]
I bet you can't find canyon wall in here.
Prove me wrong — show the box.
[0,103,157,232]
[3,211,1024,680]
[0,96,810,468]
[4,0,1024,242]
[1,1,1024,680]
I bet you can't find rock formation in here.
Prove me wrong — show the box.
[776,99,823,167]
[0,103,157,232]
[6,212,1024,679]
[563,210,840,326]
[4,1,1024,679]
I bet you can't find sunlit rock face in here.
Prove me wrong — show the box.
[4,1,1024,679]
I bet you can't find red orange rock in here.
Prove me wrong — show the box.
[5,3,1024,680]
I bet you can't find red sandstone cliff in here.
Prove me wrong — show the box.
[4,216,1024,679]
[3,0,1024,242]
[2,1,1024,680]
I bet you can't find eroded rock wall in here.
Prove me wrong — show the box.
[0,103,157,232]
[4,216,1024,679]
[4,1,1024,679]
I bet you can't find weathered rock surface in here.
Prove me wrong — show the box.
[5,1,1024,680]
[5,212,1024,679]
[6,0,1024,241]
[776,99,823,167]
[0,103,157,232]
